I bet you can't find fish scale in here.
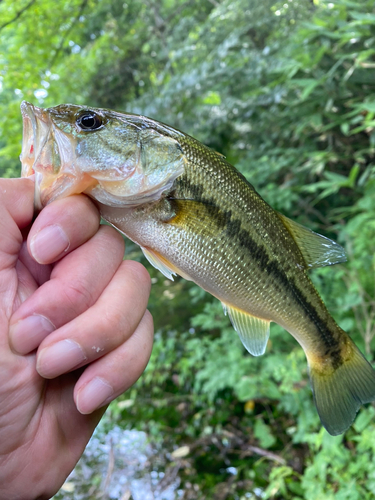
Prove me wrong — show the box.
[20,100,375,435]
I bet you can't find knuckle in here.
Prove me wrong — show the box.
[99,303,128,336]
[61,279,94,312]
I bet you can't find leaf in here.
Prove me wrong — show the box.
[254,418,276,449]
[300,79,321,100]
[353,407,375,433]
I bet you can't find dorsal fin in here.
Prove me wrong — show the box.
[277,213,347,268]
[223,303,270,356]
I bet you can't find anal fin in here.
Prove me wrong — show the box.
[224,303,270,356]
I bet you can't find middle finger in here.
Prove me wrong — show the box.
[35,260,151,379]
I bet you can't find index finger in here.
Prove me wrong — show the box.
[27,194,101,265]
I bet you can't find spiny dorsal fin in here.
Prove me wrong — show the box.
[214,150,226,158]
[277,213,347,269]
[141,247,192,281]
[223,303,270,356]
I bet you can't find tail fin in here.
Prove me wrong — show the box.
[308,340,375,436]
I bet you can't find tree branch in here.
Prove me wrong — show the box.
[0,0,37,33]
[240,445,286,465]
[50,0,88,67]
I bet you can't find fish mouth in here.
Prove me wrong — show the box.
[20,101,96,211]
[20,101,52,210]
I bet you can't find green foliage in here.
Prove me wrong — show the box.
[2,0,375,498]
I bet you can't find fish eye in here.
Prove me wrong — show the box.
[76,112,103,131]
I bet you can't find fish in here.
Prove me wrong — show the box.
[20,100,375,436]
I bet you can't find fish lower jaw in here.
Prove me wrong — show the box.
[20,156,36,178]
[22,166,35,177]
[33,172,99,210]
[34,171,43,211]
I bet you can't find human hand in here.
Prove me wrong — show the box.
[0,178,153,500]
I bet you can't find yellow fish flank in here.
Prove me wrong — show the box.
[20,101,375,435]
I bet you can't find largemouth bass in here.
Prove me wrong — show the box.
[20,101,375,436]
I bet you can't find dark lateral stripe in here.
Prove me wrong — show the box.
[176,176,207,203]
[173,177,230,229]
[176,176,342,364]
[170,199,228,233]
[226,216,341,361]
[226,217,272,271]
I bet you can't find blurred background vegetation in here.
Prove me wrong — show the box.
[1,0,375,498]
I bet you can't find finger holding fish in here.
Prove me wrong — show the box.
[35,259,151,379]
[10,225,126,354]
[27,194,100,265]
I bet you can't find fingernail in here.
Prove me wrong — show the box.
[76,377,114,414]
[10,315,55,354]
[30,224,70,264]
[37,339,87,378]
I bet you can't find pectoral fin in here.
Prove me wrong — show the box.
[168,199,227,237]
[224,303,270,356]
[141,247,192,281]
[277,213,346,268]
